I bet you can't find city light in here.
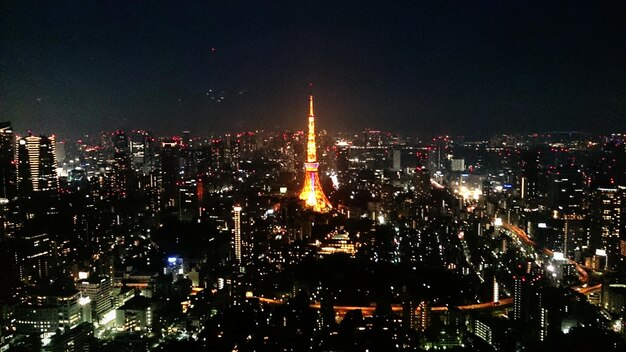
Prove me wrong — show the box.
[299,95,332,212]
[78,296,91,306]
[0,4,621,349]
[456,186,482,200]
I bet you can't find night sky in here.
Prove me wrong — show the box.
[1,1,626,138]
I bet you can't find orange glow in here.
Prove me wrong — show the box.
[299,94,332,212]
[256,296,513,318]
[502,223,589,283]
[306,95,317,163]
[309,94,315,118]
[197,178,204,203]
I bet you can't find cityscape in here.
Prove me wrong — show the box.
[2,1,626,352]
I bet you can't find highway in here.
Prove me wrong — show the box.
[573,283,602,295]
[251,223,596,319]
[256,297,513,318]
[501,223,589,283]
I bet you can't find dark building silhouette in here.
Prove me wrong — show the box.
[17,134,57,194]
[0,122,16,200]
[159,140,180,208]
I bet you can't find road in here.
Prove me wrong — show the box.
[254,223,597,317]
[501,223,589,283]
[573,283,602,295]
[256,297,513,317]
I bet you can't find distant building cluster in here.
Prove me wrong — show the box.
[1,109,626,351]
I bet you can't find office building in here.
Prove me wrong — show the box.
[17,134,57,193]
[0,122,16,200]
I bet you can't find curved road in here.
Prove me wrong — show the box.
[256,297,513,317]
[501,223,589,283]
[253,223,594,317]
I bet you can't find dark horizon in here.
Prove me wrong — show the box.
[2,1,626,138]
[1,122,608,142]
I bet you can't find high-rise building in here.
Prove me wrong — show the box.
[17,137,32,193]
[513,274,529,322]
[112,130,129,155]
[493,277,499,303]
[115,295,153,332]
[111,150,130,199]
[512,272,543,325]
[108,131,132,199]
[77,276,112,322]
[0,122,16,200]
[392,149,402,171]
[14,289,82,334]
[473,319,494,347]
[417,300,431,331]
[233,206,242,269]
[335,141,350,174]
[17,134,57,193]
[519,149,540,202]
[299,94,332,212]
[43,322,93,352]
[177,179,199,221]
[159,140,180,208]
[590,187,622,270]
[129,130,155,175]
[130,131,146,172]
[539,305,548,342]
[401,296,417,331]
[210,135,240,172]
[413,166,431,200]
[19,232,52,282]
[38,290,83,331]
[547,166,586,215]
[601,275,626,314]
[55,139,66,166]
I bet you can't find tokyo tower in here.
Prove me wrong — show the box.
[299,94,332,212]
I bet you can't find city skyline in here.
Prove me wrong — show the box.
[2,1,626,351]
[2,118,626,351]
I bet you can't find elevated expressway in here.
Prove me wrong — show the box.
[500,223,597,293]
[255,223,599,317]
[256,297,513,318]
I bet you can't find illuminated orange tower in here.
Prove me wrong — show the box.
[299,94,332,212]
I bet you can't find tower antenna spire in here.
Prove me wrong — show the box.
[308,83,314,117]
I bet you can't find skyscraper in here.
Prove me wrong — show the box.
[299,94,332,212]
[110,131,131,199]
[0,122,16,200]
[519,148,540,203]
[16,137,32,194]
[590,187,622,270]
[159,140,180,208]
[177,179,199,221]
[77,276,112,322]
[129,130,155,174]
[233,206,242,270]
[513,274,530,322]
[17,134,57,193]
[417,300,431,331]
